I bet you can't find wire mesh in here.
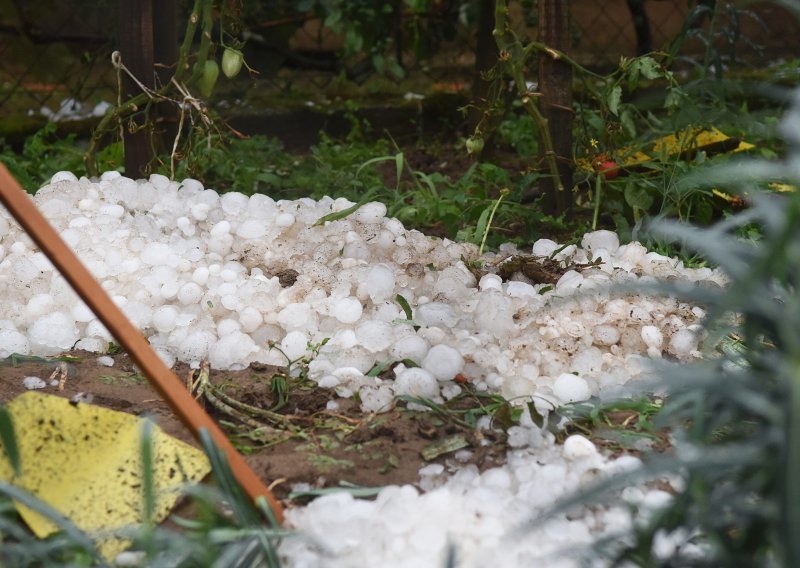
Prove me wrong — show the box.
[0,0,116,121]
[0,1,797,122]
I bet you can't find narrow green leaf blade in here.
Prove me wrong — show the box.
[395,294,413,320]
[313,202,364,226]
[0,406,20,476]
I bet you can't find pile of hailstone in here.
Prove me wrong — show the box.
[0,171,721,565]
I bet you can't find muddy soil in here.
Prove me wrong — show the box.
[0,351,509,505]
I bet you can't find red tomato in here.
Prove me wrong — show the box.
[598,160,620,180]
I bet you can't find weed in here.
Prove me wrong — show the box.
[268,337,330,382]
[297,442,355,473]
[397,387,526,431]
[105,342,123,355]
[555,397,666,452]
[0,123,122,193]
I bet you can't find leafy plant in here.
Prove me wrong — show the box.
[397,385,530,431]
[84,0,259,178]
[268,337,330,383]
[0,123,122,193]
[297,0,463,78]
[498,112,540,157]
[555,396,665,451]
[542,86,800,566]
[488,0,569,201]
[168,133,283,194]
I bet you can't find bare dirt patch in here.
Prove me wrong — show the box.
[0,351,509,504]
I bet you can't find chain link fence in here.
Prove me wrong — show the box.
[0,0,116,126]
[247,1,799,93]
[0,1,797,126]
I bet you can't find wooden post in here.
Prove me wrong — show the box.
[153,0,179,153]
[538,0,573,217]
[118,0,155,178]
[116,0,180,178]
[469,0,499,136]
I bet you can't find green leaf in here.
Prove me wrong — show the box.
[421,434,469,461]
[0,406,20,476]
[395,294,413,320]
[344,28,363,53]
[324,10,342,28]
[527,401,544,429]
[624,182,654,211]
[394,152,404,189]
[355,154,401,182]
[693,198,714,224]
[255,172,283,186]
[367,360,393,377]
[313,187,378,226]
[664,87,684,112]
[140,420,156,527]
[387,58,405,79]
[491,403,519,431]
[607,85,622,116]
[620,109,637,138]
[627,56,661,91]
[471,206,492,245]
[313,201,365,225]
[635,56,661,80]
[289,483,383,500]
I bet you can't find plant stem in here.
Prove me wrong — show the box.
[493,0,563,195]
[522,41,606,80]
[175,0,205,83]
[479,188,510,256]
[592,172,602,231]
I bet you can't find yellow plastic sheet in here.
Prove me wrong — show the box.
[578,126,754,173]
[630,125,755,166]
[0,392,211,560]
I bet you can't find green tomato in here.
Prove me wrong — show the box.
[221,47,244,79]
[465,136,484,155]
[198,59,219,98]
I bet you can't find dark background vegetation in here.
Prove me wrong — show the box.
[2,2,800,566]
[1,1,798,247]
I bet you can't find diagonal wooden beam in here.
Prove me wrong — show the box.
[0,163,283,523]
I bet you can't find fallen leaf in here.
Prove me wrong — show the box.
[0,392,210,560]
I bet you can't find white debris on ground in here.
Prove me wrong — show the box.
[0,172,721,566]
[36,98,112,122]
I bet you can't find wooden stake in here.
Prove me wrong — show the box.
[0,163,283,523]
[538,0,574,217]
